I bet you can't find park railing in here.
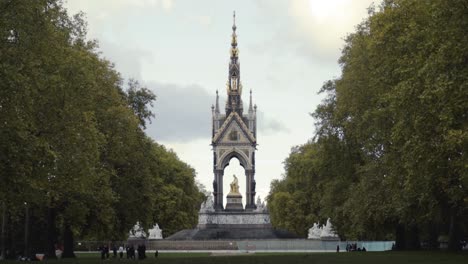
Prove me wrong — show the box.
[75,239,394,252]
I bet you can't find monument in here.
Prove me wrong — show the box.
[128,221,147,239]
[166,12,296,240]
[128,222,164,240]
[210,11,258,211]
[308,218,340,240]
[225,175,243,211]
[148,224,163,240]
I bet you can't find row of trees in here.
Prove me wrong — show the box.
[0,0,205,259]
[268,0,467,250]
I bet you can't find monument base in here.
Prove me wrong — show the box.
[166,211,298,240]
[319,236,340,241]
[166,227,297,240]
[224,193,244,211]
[198,211,270,228]
[308,237,340,241]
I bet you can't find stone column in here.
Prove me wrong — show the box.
[245,171,251,210]
[244,170,256,210]
[214,170,224,211]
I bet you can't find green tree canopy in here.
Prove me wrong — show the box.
[268,0,468,251]
[0,0,204,258]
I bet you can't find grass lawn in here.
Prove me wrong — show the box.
[3,251,467,264]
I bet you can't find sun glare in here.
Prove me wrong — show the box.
[308,0,350,22]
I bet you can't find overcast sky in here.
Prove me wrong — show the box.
[65,0,375,205]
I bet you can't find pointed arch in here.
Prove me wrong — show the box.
[218,148,250,170]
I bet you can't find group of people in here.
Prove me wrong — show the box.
[345,243,366,252]
[99,244,149,260]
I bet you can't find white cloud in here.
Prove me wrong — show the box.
[144,82,288,142]
[288,0,374,60]
[97,40,154,81]
[161,0,174,11]
[249,0,374,63]
[144,82,212,142]
[257,111,289,135]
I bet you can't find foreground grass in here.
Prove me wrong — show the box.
[3,251,467,264]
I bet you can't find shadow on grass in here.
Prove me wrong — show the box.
[2,251,467,264]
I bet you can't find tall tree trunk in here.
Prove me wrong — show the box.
[395,224,405,250]
[427,223,439,250]
[24,203,29,257]
[448,207,461,251]
[0,202,6,260]
[45,207,57,259]
[62,224,75,258]
[406,225,420,250]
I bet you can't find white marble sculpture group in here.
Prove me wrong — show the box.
[198,195,270,226]
[128,221,146,239]
[148,223,163,240]
[128,221,163,240]
[199,195,268,213]
[254,196,268,213]
[199,195,215,213]
[308,218,339,239]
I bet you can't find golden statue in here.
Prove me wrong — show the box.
[229,174,240,194]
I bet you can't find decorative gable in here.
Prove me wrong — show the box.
[219,122,251,144]
[212,112,256,144]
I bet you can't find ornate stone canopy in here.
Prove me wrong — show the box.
[211,12,257,211]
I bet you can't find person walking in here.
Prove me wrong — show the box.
[130,245,135,260]
[118,245,124,259]
[99,245,105,260]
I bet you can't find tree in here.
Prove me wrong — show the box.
[126,79,156,129]
[268,0,468,250]
[0,0,204,258]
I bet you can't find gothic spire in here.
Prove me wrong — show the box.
[215,90,220,113]
[226,11,243,115]
[231,11,237,49]
[233,11,236,27]
[249,89,253,113]
[229,11,239,82]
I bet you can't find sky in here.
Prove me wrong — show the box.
[65,0,375,205]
